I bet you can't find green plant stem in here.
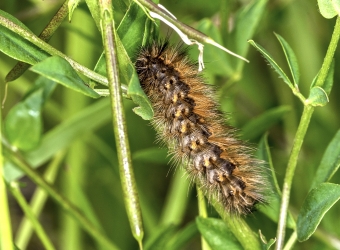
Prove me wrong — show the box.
[0,101,14,250]
[315,16,340,88]
[275,105,314,250]
[15,152,64,250]
[8,182,56,250]
[5,0,69,82]
[196,186,207,218]
[196,185,210,250]
[3,147,119,250]
[99,0,144,248]
[134,0,210,42]
[133,0,245,62]
[275,16,340,250]
[0,13,108,86]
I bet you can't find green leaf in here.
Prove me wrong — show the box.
[275,33,300,86]
[305,86,329,107]
[297,183,340,241]
[311,129,340,189]
[91,1,154,119]
[84,0,101,31]
[0,10,49,64]
[248,40,294,90]
[196,217,243,250]
[4,90,43,151]
[4,98,111,181]
[242,106,291,140]
[3,76,55,152]
[117,1,151,58]
[318,0,338,19]
[115,35,153,120]
[332,0,340,16]
[256,134,296,229]
[30,56,100,98]
[0,9,33,31]
[311,60,334,96]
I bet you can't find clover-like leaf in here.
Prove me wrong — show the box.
[318,0,338,19]
[305,86,329,107]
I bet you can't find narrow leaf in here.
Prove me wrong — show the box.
[196,217,243,250]
[30,56,100,98]
[91,1,154,119]
[0,11,49,64]
[297,183,340,241]
[117,1,151,58]
[311,130,340,189]
[275,33,300,86]
[248,40,294,89]
[115,35,154,120]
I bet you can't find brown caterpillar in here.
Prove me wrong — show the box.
[135,41,267,215]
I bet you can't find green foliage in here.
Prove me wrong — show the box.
[196,217,243,250]
[0,0,340,250]
[297,183,340,241]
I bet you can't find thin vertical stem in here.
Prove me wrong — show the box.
[315,17,340,88]
[196,186,210,250]
[275,105,314,250]
[275,16,340,250]
[0,98,14,250]
[99,0,144,248]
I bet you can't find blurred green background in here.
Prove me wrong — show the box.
[1,0,340,249]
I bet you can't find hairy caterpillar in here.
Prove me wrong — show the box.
[135,40,267,215]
